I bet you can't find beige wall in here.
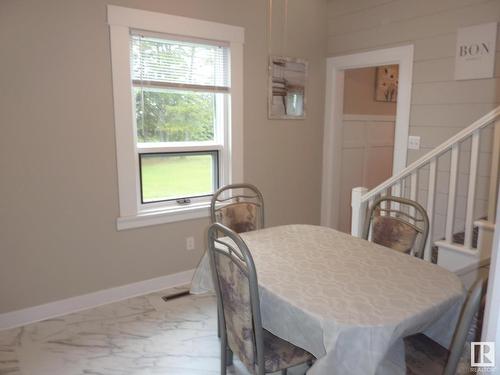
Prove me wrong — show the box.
[343,67,397,115]
[328,0,500,239]
[0,0,327,313]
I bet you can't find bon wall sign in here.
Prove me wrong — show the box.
[455,22,497,80]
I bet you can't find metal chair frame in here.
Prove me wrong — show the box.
[210,183,265,340]
[443,278,485,375]
[210,183,265,230]
[404,278,486,374]
[362,196,430,258]
[207,222,267,375]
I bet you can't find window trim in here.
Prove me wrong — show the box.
[107,5,244,230]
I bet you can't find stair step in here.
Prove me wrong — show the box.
[431,222,481,263]
[435,218,494,274]
[450,225,479,248]
[434,241,479,256]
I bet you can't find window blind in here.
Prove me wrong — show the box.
[131,33,230,92]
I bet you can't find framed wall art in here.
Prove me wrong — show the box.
[455,22,497,80]
[268,56,308,119]
[374,65,399,102]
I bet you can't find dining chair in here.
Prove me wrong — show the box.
[207,222,315,375]
[404,278,486,375]
[210,183,264,234]
[362,196,429,258]
[211,183,265,339]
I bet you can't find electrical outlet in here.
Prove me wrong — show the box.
[408,135,421,150]
[186,237,195,251]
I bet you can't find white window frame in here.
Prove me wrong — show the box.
[107,6,244,230]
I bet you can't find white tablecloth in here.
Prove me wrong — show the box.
[191,224,465,375]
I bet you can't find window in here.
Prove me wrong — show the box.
[132,33,228,206]
[108,6,244,229]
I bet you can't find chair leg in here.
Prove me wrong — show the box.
[217,304,221,338]
[281,370,287,375]
[220,335,227,375]
[226,347,233,366]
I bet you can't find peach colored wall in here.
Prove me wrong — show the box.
[343,67,397,115]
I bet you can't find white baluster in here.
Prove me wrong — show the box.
[367,197,375,240]
[351,187,369,237]
[368,197,375,211]
[464,131,480,249]
[410,171,418,223]
[391,181,402,214]
[380,188,390,216]
[424,159,437,262]
[445,144,459,242]
[488,120,500,221]
[391,181,402,197]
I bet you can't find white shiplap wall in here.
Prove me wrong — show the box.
[327,0,500,240]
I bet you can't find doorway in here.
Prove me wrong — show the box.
[338,66,397,233]
[321,45,414,231]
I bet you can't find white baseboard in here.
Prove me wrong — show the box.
[0,269,195,331]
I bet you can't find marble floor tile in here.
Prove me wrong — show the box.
[0,326,22,375]
[0,287,306,375]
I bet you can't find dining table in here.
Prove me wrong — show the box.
[190,224,465,375]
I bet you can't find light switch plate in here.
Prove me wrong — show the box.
[408,135,421,150]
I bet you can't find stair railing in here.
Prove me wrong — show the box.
[351,106,500,262]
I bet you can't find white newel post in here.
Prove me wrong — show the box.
[351,187,369,237]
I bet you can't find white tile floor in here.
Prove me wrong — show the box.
[0,287,307,375]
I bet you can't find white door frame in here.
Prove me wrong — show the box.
[320,45,414,228]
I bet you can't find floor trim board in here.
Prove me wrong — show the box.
[0,269,195,331]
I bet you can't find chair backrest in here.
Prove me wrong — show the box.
[362,196,429,258]
[207,223,265,374]
[444,278,486,375]
[210,183,264,234]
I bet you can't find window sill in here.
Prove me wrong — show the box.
[117,204,210,230]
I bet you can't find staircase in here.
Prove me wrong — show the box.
[351,106,500,287]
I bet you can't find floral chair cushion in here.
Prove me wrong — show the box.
[263,329,314,373]
[214,250,315,374]
[371,215,419,254]
[217,203,258,233]
[214,251,256,372]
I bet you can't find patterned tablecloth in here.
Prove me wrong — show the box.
[191,224,465,375]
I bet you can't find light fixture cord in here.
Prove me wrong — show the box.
[283,0,288,55]
[268,0,273,56]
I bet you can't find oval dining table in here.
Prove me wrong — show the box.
[191,224,465,375]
